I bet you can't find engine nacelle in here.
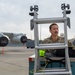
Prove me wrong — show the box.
[20,36,27,43]
[11,35,27,44]
[0,36,9,47]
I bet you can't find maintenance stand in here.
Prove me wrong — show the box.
[29,3,72,75]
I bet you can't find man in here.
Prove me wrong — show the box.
[41,23,72,56]
[42,23,64,43]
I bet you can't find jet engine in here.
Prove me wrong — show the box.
[0,36,9,47]
[20,35,27,43]
[11,35,27,44]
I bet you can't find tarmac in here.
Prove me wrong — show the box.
[0,46,35,75]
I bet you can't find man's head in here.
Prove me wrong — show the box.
[49,23,59,36]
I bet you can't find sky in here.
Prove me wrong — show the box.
[0,0,75,40]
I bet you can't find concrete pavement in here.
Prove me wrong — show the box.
[0,47,35,75]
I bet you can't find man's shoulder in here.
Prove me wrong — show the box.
[42,37,52,43]
[58,36,64,42]
[42,36,64,43]
[58,36,64,40]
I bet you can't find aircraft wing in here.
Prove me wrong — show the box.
[0,32,27,47]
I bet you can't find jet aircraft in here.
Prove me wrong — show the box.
[0,32,27,47]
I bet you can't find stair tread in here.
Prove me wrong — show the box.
[34,70,71,75]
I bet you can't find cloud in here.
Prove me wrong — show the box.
[0,0,75,39]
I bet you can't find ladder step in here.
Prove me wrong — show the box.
[41,68,66,72]
[35,44,67,49]
[34,70,71,75]
[33,17,66,24]
[39,43,65,46]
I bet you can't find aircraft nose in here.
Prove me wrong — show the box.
[20,36,27,43]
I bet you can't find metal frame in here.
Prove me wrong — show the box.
[29,4,72,75]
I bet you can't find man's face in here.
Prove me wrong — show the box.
[50,25,58,36]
